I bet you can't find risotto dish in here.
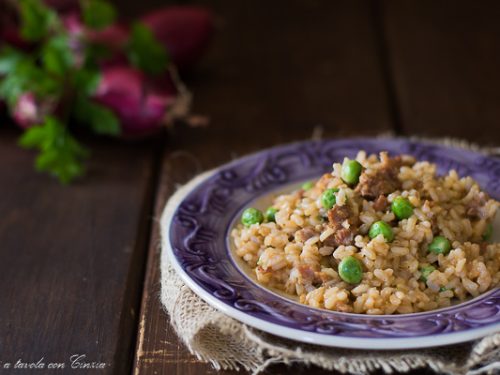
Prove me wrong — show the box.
[231,151,500,314]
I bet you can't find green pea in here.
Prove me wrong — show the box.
[265,207,278,222]
[241,208,264,227]
[439,287,449,292]
[341,159,363,185]
[428,236,451,255]
[301,181,314,190]
[338,256,363,284]
[483,223,493,241]
[391,196,414,220]
[369,221,394,242]
[419,265,436,282]
[321,188,339,210]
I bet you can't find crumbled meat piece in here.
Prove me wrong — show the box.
[465,192,490,219]
[325,205,358,246]
[298,265,322,284]
[295,227,317,243]
[322,235,338,248]
[328,204,351,226]
[356,172,399,199]
[356,155,404,199]
[334,227,356,245]
[372,195,389,211]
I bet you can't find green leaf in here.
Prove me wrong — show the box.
[75,96,121,136]
[74,69,101,95]
[0,47,27,75]
[87,105,120,135]
[19,0,57,42]
[0,59,61,107]
[42,35,74,75]
[0,74,26,107]
[127,22,169,76]
[19,116,89,184]
[19,124,47,148]
[85,43,112,64]
[81,0,116,30]
[0,60,37,106]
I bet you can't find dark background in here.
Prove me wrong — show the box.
[0,0,499,374]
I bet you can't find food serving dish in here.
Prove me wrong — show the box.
[165,138,500,349]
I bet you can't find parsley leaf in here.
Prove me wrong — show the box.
[19,116,89,184]
[127,22,169,76]
[0,59,60,107]
[41,35,74,75]
[18,123,49,148]
[85,42,113,64]
[0,47,27,75]
[81,0,116,30]
[75,96,121,136]
[19,0,57,42]
[74,68,101,95]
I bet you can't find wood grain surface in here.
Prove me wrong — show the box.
[1,0,500,375]
[0,127,159,374]
[382,0,500,143]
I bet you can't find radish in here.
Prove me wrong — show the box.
[62,12,129,49]
[62,12,129,67]
[13,92,54,129]
[86,23,129,50]
[92,65,191,137]
[87,23,129,67]
[140,6,214,71]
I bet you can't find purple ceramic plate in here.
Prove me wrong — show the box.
[165,138,500,349]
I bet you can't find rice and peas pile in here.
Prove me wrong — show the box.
[231,151,500,314]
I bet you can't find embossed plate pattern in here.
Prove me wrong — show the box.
[166,138,500,349]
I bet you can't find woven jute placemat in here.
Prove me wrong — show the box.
[160,138,500,375]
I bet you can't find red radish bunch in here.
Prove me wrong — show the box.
[93,66,190,137]
[140,6,214,71]
[88,5,213,136]
[1,0,214,183]
[2,3,214,137]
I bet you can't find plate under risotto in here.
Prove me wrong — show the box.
[231,151,500,315]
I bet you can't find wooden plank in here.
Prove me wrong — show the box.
[381,0,500,143]
[133,0,395,374]
[0,126,158,374]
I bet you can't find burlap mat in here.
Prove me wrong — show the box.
[160,138,500,375]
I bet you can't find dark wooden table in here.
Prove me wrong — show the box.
[1,1,499,374]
